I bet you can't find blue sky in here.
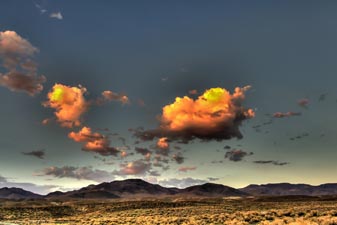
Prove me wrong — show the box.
[0,0,337,194]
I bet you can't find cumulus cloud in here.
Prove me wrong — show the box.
[49,12,63,20]
[178,166,196,172]
[114,160,151,176]
[273,111,301,118]
[158,178,207,188]
[69,126,119,156]
[37,166,113,182]
[156,137,169,150]
[22,150,45,159]
[0,30,46,96]
[225,149,253,162]
[43,84,88,128]
[132,86,254,143]
[253,160,289,166]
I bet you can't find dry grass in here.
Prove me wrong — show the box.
[0,197,337,224]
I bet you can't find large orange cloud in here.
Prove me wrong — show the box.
[44,84,88,128]
[68,126,119,156]
[0,30,46,96]
[133,86,254,142]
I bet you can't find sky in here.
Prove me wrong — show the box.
[0,0,337,194]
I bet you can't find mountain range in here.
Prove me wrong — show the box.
[1,179,337,200]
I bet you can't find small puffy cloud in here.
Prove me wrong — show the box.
[99,90,129,105]
[22,150,45,159]
[273,112,301,118]
[225,149,253,162]
[172,153,184,164]
[133,86,254,143]
[253,160,289,166]
[114,160,151,176]
[44,84,88,128]
[0,30,46,96]
[158,178,207,188]
[188,89,198,95]
[37,166,113,182]
[178,166,196,172]
[69,126,119,156]
[297,98,309,108]
[49,12,63,20]
[156,137,169,150]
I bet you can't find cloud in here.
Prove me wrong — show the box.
[49,12,63,20]
[114,160,151,176]
[178,166,196,172]
[172,153,184,164]
[253,160,289,166]
[37,166,114,182]
[158,178,207,188]
[135,147,152,156]
[156,137,169,150]
[132,86,254,143]
[0,174,61,195]
[43,84,88,128]
[225,149,253,162]
[273,112,301,118]
[188,89,198,95]
[207,177,220,182]
[22,150,45,159]
[297,98,309,108]
[69,126,119,156]
[98,90,129,105]
[0,30,46,96]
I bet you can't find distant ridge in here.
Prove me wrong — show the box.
[2,180,337,199]
[240,183,337,196]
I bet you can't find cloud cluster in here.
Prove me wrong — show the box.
[68,127,119,156]
[38,166,113,182]
[0,30,46,96]
[22,150,45,159]
[133,86,254,143]
[44,84,88,128]
[225,149,253,162]
[273,112,301,118]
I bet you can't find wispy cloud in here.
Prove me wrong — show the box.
[49,12,63,20]
[22,150,45,159]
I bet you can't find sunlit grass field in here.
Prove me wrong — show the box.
[1,197,337,225]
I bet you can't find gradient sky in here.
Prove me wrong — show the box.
[1,0,337,194]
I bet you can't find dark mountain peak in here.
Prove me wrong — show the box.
[183,182,248,197]
[0,187,42,199]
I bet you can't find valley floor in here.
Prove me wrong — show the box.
[0,197,337,225]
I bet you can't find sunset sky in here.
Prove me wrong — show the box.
[1,1,337,194]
